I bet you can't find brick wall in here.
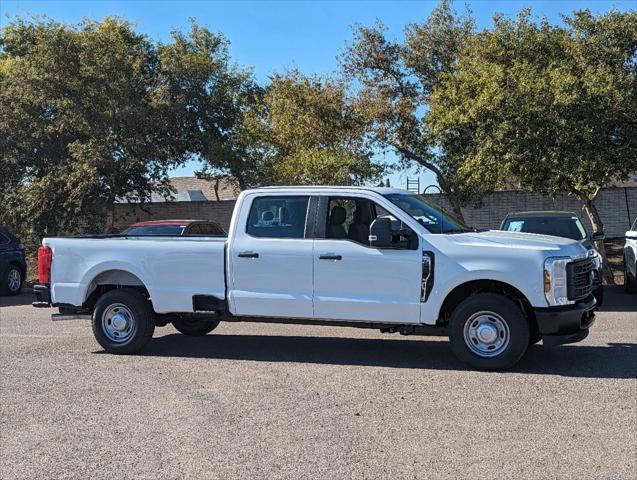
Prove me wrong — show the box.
[114,200,237,231]
[425,187,636,238]
[113,187,636,238]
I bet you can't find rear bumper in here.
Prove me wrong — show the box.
[534,294,596,346]
[32,284,51,307]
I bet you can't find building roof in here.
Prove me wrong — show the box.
[169,176,239,201]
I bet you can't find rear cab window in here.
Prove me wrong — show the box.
[246,196,310,239]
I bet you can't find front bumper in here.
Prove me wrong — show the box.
[534,294,596,347]
[32,284,51,307]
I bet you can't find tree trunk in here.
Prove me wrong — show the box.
[104,202,115,234]
[446,190,465,223]
[581,197,615,285]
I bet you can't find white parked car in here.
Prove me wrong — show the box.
[32,186,597,370]
[624,219,637,293]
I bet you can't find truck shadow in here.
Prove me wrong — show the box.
[597,286,637,312]
[140,334,636,379]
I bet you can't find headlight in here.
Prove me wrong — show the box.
[589,249,602,269]
[544,257,574,306]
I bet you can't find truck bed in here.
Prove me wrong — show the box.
[44,236,227,313]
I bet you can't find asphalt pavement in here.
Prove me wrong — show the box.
[1,288,635,479]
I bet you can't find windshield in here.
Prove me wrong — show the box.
[382,193,470,234]
[121,225,186,235]
[502,216,587,241]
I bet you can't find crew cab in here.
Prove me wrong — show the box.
[32,187,597,370]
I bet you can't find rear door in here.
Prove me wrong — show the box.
[228,194,315,318]
[312,194,422,323]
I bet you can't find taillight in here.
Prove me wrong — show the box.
[38,246,52,284]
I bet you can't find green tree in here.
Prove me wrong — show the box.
[342,0,475,220]
[0,17,236,243]
[427,9,637,281]
[198,70,384,187]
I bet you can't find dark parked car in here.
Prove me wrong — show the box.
[120,219,226,236]
[0,227,27,296]
[500,211,604,306]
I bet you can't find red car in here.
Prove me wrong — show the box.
[120,220,226,236]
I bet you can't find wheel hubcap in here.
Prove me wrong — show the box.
[7,269,21,292]
[463,311,510,358]
[101,304,136,343]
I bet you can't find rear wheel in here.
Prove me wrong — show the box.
[449,293,530,370]
[2,265,23,296]
[92,289,155,354]
[172,317,220,336]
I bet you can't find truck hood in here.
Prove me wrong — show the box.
[433,229,588,258]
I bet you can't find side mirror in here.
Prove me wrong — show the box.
[591,231,605,242]
[626,231,637,240]
[369,217,392,248]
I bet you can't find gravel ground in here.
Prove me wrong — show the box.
[1,288,635,480]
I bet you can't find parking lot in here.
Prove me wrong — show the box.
[0,289,635,480]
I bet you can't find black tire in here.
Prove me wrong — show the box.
[172,317,220,336]
[528,331,542,346]
[91,289,155,354]
[593,286,604,308]
[1,265,23,296]
[624,259,636,294]
[448,293,530,370]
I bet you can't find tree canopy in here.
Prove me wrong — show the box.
[426,8,637,280]
[342,0,475,219]
[0,17,240,240]
[197,70,384,188]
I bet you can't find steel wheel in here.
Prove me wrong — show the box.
[463,310,511,358]
[7,268,21,293]
[101,303,137,343]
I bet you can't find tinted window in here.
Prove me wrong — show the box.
[246,196,309,239]
[188,222,225,236]
[502,217,586,241]
[0,233,9,245]
[122,225,186,235]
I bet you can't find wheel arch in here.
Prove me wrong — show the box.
[80,263,153,309]
[437,279,536,328]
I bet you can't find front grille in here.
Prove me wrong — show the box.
[567,258,594,301]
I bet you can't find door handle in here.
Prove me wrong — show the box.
[238,252,259,258]
[319,254,342,261]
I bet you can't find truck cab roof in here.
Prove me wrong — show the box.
[250,186,411,195]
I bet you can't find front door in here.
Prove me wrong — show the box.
[229,194,314,318]
[312,195,422,323]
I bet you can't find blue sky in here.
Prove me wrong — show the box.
[2,0,634,189]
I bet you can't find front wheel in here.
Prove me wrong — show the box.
[172,317,220,336]
[92,289,155,354]
[448,293,530,370]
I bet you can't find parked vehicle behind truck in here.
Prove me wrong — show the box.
[32,187,597,370]
[500,211,604,306]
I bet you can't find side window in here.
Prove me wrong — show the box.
[324,196,416,249]
[0,233,9,245]
[632,219,637,231]
[186,224,202,235]
[198,222,225,235]
[246,196,310,239]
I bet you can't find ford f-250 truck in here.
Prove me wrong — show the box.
[32,186,597,370]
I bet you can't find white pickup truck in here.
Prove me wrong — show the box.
[33,186,597,370]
